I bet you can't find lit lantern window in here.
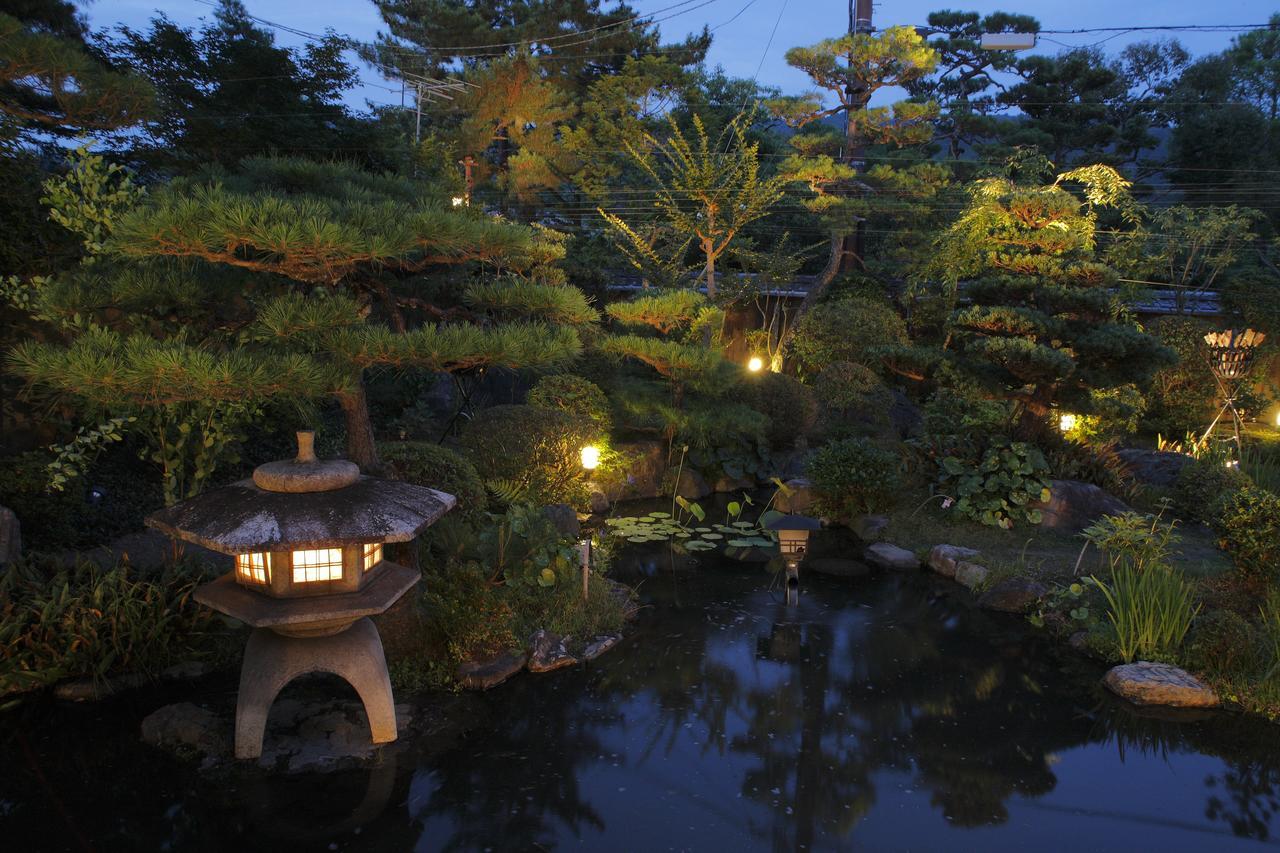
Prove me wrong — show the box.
[292,548,344,583]
[236,552,270,584]
[362,542,383,572]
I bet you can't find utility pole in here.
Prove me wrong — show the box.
[836,0,875,275]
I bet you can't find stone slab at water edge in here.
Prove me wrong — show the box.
[1103,662,1220,709]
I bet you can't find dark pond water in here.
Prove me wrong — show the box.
[5,539,1280,851]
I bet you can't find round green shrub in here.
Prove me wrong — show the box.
[806,438,902,518]
[749,372,817,449]
[786,296,907,378]
[1182,608,1256,676]
[1170,457,1250,524]
[1214,485,1280,585]
[812,361,882,412]
[378,441,487,526]
[459,404,595,507]
[527,374,611,438]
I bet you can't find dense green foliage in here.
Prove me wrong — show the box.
[806,438,901,518]
[0,556,219,704]
[1214,487,1280,586]
[786,297,907,378]
[749,372,817,449]
[527,374,612,439]
[937,437,1052,529]
[1092,568,1200,664]
[378,440,487,528]
[459,404,595,507]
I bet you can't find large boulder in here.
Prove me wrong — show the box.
[672,468,712,500]
[1115,449,1193,488]
[603,440,666,501]
[1035,480,1130,532]
[978,578,1048,613]
[712,473,756,494]
[863,542,919,571]
[773,478,815,514]
[887,390,924,439]
[0,505,20,565]
[1103,662,1219,708]
[141,703,229,760]
[928,544,981,578]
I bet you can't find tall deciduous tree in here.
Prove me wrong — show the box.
[599,110,786,300]
[103,0,366,169]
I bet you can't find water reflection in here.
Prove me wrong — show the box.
[5,543,1280,850]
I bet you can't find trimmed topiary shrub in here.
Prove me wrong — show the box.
[749,372,817,449]
[787,296,907,378]
[1214,485,1280,586]
[378,441,487,527]
[527,374,611,438]
[811,360,893,439]
[1182,608,1257,677]
[806,437,901,518]
[1170,457,1251,524]
[459,404,596,507]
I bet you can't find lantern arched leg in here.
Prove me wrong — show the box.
[234,618,398,760]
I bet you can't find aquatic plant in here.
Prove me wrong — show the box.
[1092,567,1200,663]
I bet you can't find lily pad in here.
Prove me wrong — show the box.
[648,511,672,518]
[684,540,716,551]
[700,533,723,540]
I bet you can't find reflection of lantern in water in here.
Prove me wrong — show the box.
[146,431,456,759]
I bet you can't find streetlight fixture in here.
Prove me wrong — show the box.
[765,514,821,606]
[980,32,1036,51]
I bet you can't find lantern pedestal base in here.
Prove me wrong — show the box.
[234,617,397,760]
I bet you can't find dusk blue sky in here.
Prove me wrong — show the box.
[91,0,1279,112]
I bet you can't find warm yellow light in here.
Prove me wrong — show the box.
[1059,414,1077,433]
[1275,410,1280,428]
[580,445,601,471]
[747,356,764,373]
[451,196,465,207]
[362,542,383,572]
[292,548,343,583]
[236,552,270,584]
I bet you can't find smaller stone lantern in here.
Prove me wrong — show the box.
[146,431,455,759]
[766,514,821,606]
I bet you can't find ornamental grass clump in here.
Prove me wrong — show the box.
[0,556,217,705]
[1091,567,1200,664]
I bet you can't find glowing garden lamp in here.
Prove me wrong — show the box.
[451,196,465,207]
[765,514,821,606]
[1058,413,1078,433]
[580,445,601,471]
[747,356,764,373]
[146,431,456,759]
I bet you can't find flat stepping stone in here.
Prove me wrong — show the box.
[1103,662,1219,709]
[457,651,528,690]
[863,542,918,571]
[583,635,621,661]
[528,630,578,673]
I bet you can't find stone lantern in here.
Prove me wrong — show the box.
[765,514,821,606]
[146,431,455,759]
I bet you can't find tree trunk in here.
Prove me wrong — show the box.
[338,377,380,472]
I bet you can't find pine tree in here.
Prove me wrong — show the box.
[930,155,1174,436]
[766,26,938,289]
[12,154,590,478]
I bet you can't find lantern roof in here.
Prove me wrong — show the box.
[764,514,822,532]
[145,476,456,554]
